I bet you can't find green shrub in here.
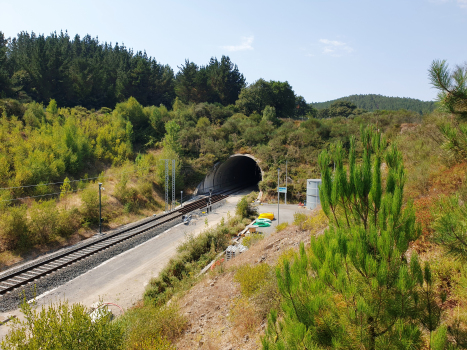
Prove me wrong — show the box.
[302,209,328,233]
[55,208,80,238]
[432,195,467,260]
[251,275,281,319]
[27,202,78,243]
[119,303,186,349]
[236,197,249,218]
[137,179,153,202]
[124,202,133,214]
[80,184,100,224]
[0,205,29,250]
[293,212,307,229]
[28,199,60,243]
[243,233,264,248]
[234,263,273,298]
[1,298,124,349]
[115,173,138,206]
[233,262,281,323]
[236,194,258,219]
[145,228,230,305]
[262,127,432,349]
[276,222,289,232]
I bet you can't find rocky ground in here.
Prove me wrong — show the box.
[174,209,319,350]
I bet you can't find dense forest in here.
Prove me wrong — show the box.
[0,31,247,109]
[312,93,436,114]
[0,30,313,117]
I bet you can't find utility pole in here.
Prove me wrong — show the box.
[165,159,169,212]
[277,167,280,225]
[162,158,176,212]
[180,190,183,207]
[285,160,288,205]
[98,183,104,234]
[172,159,175,211]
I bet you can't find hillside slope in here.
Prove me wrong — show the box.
[312,94,435,113]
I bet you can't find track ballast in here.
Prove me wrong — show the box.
[0,188,243,309]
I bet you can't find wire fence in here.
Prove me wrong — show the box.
[0,165,160,203]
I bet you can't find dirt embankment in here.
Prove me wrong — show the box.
[174,218,317,350]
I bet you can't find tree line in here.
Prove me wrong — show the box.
[312,94,436,114]
[0,31,325,119]
[0,31,248,110]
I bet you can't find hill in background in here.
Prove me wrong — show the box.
[311,94,436,114]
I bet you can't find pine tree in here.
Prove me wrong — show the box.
[0,31,11,97]
[429,60,467,119]
[262,126,440,350]
[60,177,72,210]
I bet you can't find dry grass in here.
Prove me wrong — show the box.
[0,162,167,270]
[229,297,261,338]
[120,302,187,349]
[173,208,322,350]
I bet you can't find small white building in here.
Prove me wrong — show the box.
[306,179,322,210]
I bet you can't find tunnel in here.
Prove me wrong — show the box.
[197,154,263,194]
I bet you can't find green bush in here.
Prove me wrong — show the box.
[275,222,288,232]
[80,184,100,225]
[234,263,273,298]
[0,205,29,250]
[145,228,230,305]
[234,262,281,320]
[26,200,78,244]
[55,208,79,238]
[236,194,258,219]
[293,212,307,229]
[243,233,264,248]
[301,209,328,233]
[137,179,153,202]
[432,195,467,260]
[114,173,138,207]
[1,299,124,349]
[28,199,60,243]
[119,303,186,349]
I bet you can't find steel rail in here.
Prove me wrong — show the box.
[0,188,243,296]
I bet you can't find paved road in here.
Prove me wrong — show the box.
[254,203,311,236]
[0,194,311,339]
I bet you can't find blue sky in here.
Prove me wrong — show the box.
[1,0,466,103]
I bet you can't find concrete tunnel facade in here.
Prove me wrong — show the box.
[196,154,263,194]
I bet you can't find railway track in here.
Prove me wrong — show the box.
[0,187,244,298]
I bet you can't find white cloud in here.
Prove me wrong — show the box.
[221,36,254,52]
[457,0,467,8]
[319,39,353,56]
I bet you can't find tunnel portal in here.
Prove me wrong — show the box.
[197,154,263,194]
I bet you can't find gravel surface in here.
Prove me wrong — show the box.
[0,216,182,312]
[0,199,228,313]
[0,211,171,278]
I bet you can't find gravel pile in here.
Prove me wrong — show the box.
[0,216,183,312]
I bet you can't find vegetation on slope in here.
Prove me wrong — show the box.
[1,27,467,347]
[264,127,433,349]
[312,94,436,114]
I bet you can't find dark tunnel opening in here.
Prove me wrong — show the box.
[197,155,263,194]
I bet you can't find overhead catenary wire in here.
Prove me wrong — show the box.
[0,165,158,191]
[0,188,84,202]
[0,165,161,203]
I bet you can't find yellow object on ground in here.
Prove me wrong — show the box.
[258,212,274,220]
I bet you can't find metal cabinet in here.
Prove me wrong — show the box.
[306,179,322,210]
